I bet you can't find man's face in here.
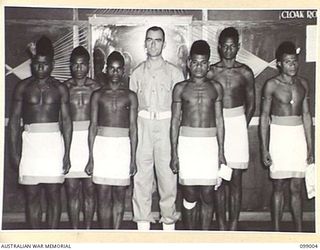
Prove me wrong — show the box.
[279,54,299,77]
[219,37,239,60]
[71,56,89,80]
[188,54,209,78]
[145,30,165,58]
[106,60,124,83]
[31,55,53,79]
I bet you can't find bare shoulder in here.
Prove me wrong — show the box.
[91,88,102,100]
[210,61,221,68]
[53,79,68,93]
[238,62,254,76]
[16,77,33,90]
[128,90,138,103]
[209,62,222,71]
[128,89,137,98]
[92,87,103,95]
[62,78,73,88]
[263,76,278,93]
[86,77,101,89]
[13,77,35,98]
[173,79,188,91]
[297,76,309,91]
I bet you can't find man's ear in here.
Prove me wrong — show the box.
[163,41,166,50]
[277,61,281,67]
[187,57,191,69]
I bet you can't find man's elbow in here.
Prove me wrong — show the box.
[302,110,311,117]
[130,126,137,135]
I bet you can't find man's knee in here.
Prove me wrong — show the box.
[290,178,303,196]
[113,186,127,203]
[82,179,95,197]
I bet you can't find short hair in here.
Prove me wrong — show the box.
[70,46,90,62]
[275,41,297,62]
[145,26,165,41]
[218,27,239,45]
[190,40,211,59]
[107,51,124,67]
[35,35,54,60]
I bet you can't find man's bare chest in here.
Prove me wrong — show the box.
[212,68,246,89]
[23,84,61,105]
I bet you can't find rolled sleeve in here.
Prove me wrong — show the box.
[129,70,138,93]
[172,67,185,87]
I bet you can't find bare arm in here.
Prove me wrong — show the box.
[170,83,183,174]
[260,80,273,167]
[214,82,226,165]
[129,91,138,176]
[59,84,72,174]
[301,79,314,164]
[8,82,24,170]
[85,91,99,175]
[243,66,255,126]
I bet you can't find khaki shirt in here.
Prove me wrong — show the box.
[130,57,184,112]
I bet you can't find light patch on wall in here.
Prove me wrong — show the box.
[306,25,317,62]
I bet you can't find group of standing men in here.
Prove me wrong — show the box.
[8,25,314,232]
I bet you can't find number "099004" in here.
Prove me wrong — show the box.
[300,244,318,248]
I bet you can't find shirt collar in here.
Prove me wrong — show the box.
[146,56,165,70]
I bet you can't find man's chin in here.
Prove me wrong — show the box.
[36,74,50,79]
[73,74,86,80]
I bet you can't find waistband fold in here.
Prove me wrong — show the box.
[97,126,129,137]
[180,126,217,137]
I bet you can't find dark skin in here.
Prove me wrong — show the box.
[207,36,255,231]
[170,53,226,230]
[8,55,72,229]
[64,55,101,229]
[260,53,314,232]
[85,59,138,229]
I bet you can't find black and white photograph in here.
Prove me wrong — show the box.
[2,6,317,236]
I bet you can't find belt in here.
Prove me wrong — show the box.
[138,110,171,120]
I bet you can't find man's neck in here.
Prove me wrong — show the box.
[73,77,87,86]
[37,76,50,85]
[147,55,164,67]
[221,58,236,68]
[280,73,295,84]
[191,76,206,85]
[108,81,121,91]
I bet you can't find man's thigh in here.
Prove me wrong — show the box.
[182,185,199,202]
